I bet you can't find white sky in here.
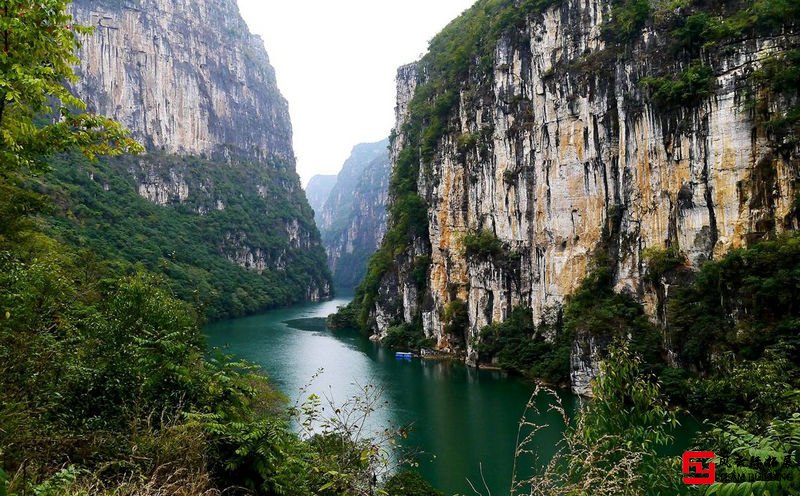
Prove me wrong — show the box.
[236,0,476,186]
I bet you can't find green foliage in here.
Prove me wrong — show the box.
[0,229,293,493]
[602,0,652,43]
[457,132,479,155]
[383,322,431,351]
[518,345,682,495]
[663,234,800,420]
[687,350,800,425]
[671,0,800,50]
[670,13,731,53]
[463,229,505,260]
[0,1,141,172]
[696,414,800,496]
[647,0,800,139]
[643,246,686,284]
[753,49,800,139]
[411,256,432,289]
[39,151,331,320]
[290,384,414,496]
[668,234,800,371]
[382,471,443,496]
[641,63,716,110]
[478,307,571,383]
[564,265,664,367]
[443,299,469,342]
[327,303,359,330]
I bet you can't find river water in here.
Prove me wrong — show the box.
[205,297,697,495]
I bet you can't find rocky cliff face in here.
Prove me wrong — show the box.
[316,140,391,290]
[306,175,338,225]
[70,0,292,163]
[68,0,332,309]
[367,0,799,393]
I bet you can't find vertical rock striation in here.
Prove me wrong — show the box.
[67,0,332,311]
[366,0,799,392]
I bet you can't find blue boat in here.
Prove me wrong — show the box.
[395,351,413,360]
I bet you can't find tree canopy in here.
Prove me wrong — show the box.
[0,0,141,173]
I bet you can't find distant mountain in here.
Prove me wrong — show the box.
[305,175,338,224]
[315,140,391,291]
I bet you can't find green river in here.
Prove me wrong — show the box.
[205,297,699,495]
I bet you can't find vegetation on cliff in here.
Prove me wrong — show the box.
[342,0,563,331]
[41,151,330,321]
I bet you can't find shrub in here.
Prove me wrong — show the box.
[697,414,800,495]
[516,345,681,495]
[383,471,443,496]
[642,246,686,284]
[383,323,430,351]
[602,0,651,44]
[327,303,359,330]
[463,230,505,259]
[443,299,470,342]
[641,63,715,110]
[667,233,800,371]
[477,307,572,383]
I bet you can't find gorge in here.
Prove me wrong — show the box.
[308,139,392,291]
[1,0,798,494]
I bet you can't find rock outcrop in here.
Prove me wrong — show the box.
[314,140,391,291]
[68,0,332,309]
[365,0,799,392]
[70,0,292,163]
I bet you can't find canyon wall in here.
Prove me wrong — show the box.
[368,0,799,393]
[67,0,332,312]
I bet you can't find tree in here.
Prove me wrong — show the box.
[0,0,141,174]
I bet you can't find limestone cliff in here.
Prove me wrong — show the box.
[66,0,332,314]
[306,175,338,225]
[316,140,391,291]
[70,0,292,162]
[364,0,799,393]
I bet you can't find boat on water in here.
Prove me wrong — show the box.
[395,351,413,360]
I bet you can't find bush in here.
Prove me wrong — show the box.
[667,234,800,370]
[517,345,681,495]
[463,230,505,259]
[642,246,686,284]
[327,303,359,330]
[383,323,430,351]
[564,266,664,368]
[477,307,572,383]
[697,414,800,495]
[602,0,651,43]
[443,299,470,343]
[383,471,443,496]
[641,63,715,110]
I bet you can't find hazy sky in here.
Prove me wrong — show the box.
[237,0,476,186]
